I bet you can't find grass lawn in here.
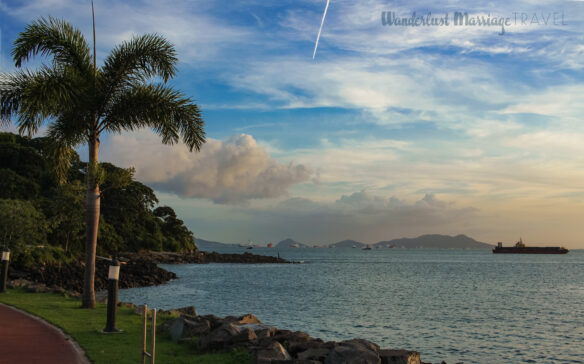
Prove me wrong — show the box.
[0,288,252,364]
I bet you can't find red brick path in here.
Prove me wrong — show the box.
[0,303,89,364]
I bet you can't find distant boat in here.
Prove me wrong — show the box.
[493,238,569,254]
[352,245,357,248]
[267,243,273,248]
[362,245,372,250]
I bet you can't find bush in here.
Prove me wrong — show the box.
[12,245,76,268]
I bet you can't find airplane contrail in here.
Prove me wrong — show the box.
[313,0,330,59]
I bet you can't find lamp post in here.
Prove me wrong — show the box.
[0,248,10,293]
[103,259,121,333]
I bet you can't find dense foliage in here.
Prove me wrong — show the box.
[0,132,197,263]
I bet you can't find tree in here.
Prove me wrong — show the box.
[43,181,85,253]
[154,206,196,252]
[0,17,205,308]
[0,199,49,249]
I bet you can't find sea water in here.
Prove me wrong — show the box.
[119,248,584,363]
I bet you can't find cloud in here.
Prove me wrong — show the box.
[101,131,313,204]
[500,84,584,121]
[1,0,257,64]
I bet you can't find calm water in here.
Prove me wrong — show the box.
[119,248,584,363]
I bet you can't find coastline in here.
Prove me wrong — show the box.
[7,251,431,363]
[8,250,291,294]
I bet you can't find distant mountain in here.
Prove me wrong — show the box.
[375,234,493,249]
[329,239,365,248]
[195,238,231,251]
[197,234,491,251]
[276,238,310,248]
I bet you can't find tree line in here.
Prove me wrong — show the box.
[0,132,197,263]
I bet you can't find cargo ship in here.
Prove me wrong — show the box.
[493,238,569,254]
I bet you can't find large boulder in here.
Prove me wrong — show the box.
[255,341,292,364]
[225,313,263,325]
[168,318,186,342]
[183,317,212,337]
[325,339,381,364]
[272,329,331,357]
[199,323,258,350]
[297,347,332,361]
[162,316,213,342]
[175,305,198,317]
[379,349,420,364]
[240,324,278,339]
[198,314,225,330]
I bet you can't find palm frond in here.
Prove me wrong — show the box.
[102,33,177,85]
[98,34,178,118]
[101,83,205,151]
[0,72,23,126]
[47,112,92,147]
[12,16,93,75]
[0,67,87,136]
[43,138,77,185]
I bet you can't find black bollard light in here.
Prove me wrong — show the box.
[0,248,9,293]
[103,259,121,333]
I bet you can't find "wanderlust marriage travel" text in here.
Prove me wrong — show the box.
[381,11,567,35]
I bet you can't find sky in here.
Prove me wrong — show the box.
[1,0,583,247]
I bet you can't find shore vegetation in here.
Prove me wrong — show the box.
[0,17,206,308]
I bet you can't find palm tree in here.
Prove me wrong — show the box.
[0,17,205,308]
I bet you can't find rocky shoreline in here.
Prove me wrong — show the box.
[155,307,454,364]
[8,250,291,294]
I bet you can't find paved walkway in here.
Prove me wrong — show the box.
[0,303,89,364]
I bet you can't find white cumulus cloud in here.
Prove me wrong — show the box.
[101,131,313,204]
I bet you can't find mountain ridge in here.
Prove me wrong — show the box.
[196,234,493,250]
[374,234,492,249]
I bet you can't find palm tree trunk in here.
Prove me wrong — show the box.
[82,136,100,308]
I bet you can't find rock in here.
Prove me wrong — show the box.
[289,339,327,357]
[117,302,136,309]
[183,317,212,337]
[225,313,262,325]
[198,251,291,264]
[134,305,147,315]
[233,326,257,345]
[169,318,186,342]
[379,349,421,364]
[199,323,258,350]
[272,330,320,357]
[7,278,33,288]
[297,347,332,361]
[175,306,197,317]
[255,341,292,364]
[199,314,225,330]
[240,324,277,339]
[325,339,381,364]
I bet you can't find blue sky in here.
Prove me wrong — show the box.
[1,0,584,247]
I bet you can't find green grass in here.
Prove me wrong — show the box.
[0,288,252,364]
